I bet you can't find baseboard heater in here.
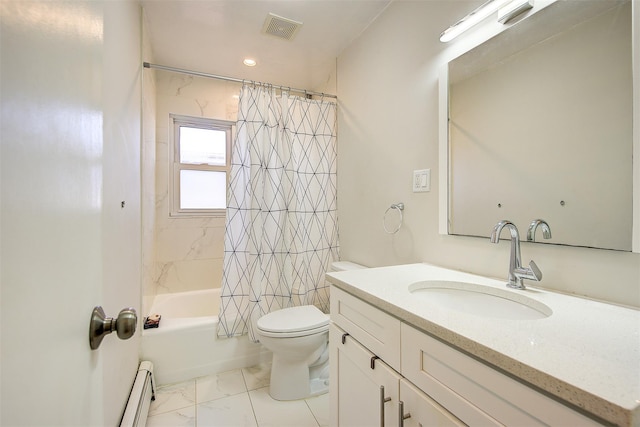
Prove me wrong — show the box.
[120,361,155,427]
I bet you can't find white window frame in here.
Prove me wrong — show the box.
[169,114,234,217]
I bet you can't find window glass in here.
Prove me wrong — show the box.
[170,115,233,217]
[179,127,226,166]
[179,170,227,209]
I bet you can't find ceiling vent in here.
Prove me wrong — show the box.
[262,13,303,41]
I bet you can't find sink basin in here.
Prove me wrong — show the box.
[408,281,552,320]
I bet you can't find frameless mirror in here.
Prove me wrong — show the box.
[442,0,634,251]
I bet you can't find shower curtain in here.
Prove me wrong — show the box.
[218,84,339,341]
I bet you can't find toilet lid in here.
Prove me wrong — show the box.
[257,305,329,334]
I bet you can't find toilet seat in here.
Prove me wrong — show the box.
[257,305,329,338]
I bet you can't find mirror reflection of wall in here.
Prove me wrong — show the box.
[448,1,632,251]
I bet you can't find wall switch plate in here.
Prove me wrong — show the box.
[413,169,430,192]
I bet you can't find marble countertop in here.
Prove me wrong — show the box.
[326,263,640,427]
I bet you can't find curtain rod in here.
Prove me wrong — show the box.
[143,62,337,99]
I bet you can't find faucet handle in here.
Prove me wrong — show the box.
[528,260,542,281]
[514,260,543,283]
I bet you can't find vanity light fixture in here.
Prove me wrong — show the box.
[243,58,257,67]
[498,0,534,24]
[440,0,512,42]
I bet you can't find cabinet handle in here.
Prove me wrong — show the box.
[371,355,380,369]
[341,333,349,344]
[398,401,411,427]
[379,385,392,427]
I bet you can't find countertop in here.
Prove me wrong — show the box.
[326,263,640,427]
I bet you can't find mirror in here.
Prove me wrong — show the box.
[442,0,634,251]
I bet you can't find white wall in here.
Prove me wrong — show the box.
[337,1,640,307]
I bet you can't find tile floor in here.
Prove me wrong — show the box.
[146,364,329,427]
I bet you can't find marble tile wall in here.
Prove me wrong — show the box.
[149,70,242,298]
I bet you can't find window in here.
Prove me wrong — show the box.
[170,114,233,217]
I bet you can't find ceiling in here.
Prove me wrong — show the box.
[141,0,392,93]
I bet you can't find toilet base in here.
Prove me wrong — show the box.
[268,354,330,401]
[309,377,329,397]
[269,357,309,401]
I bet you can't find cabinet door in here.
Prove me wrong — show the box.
[399,379,464,427]
[330,286,402,370]
[330,324,401,427]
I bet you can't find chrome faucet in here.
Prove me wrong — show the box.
[490,220,542,290]
[527,219,552,242]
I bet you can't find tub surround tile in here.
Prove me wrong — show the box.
[156,215,224,231]
[146,73,239,304]
[248,387,320,427]
[154,259,220,294]
[149,380,196,416]
[196,369,247,404]
[197,393,258,427]
[156,227,223,262]
[152,261,175,294]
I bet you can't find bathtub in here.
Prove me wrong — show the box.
[140,289,270,385]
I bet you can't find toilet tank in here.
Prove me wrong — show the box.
[329,261,367,272]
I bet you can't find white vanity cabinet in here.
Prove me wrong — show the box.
[331,287,465,427]
[330,323,468,427]
[401,323,601,426]
[399,378,464,427]
[330,286,605,427]
[330,286,401,370]
[329,324,401,426]
[330,286,402,426]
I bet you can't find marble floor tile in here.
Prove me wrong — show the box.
[196,369,248,404]
[305,393,330,427]
[241,363,271,391]
[197,392,258,427]
[149,379,196,416]
[146,365,329,427]
[248,387,320,427]
[146,406,196,427]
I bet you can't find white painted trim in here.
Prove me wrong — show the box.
[438,64,449,236]
[168,114,233,218]
[632,0,639,253]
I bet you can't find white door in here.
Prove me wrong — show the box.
[1,1,142,425]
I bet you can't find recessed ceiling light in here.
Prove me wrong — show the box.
[243,58,257,67]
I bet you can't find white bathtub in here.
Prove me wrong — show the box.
[140,289,270,385]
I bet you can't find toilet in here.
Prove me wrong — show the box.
[255,261,365,401]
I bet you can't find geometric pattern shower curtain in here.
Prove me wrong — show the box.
[218,84,340,342]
